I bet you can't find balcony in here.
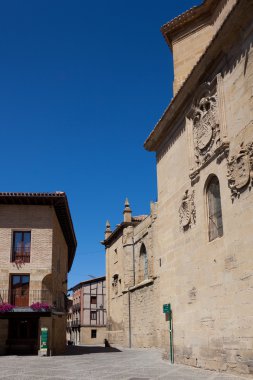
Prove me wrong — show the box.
[72,302,80,311]
[12,248,30,263]
[71,319,80,327]
[0,289,67,312]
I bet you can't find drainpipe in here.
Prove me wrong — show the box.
[132,237,135,286]
[128,289,131,348]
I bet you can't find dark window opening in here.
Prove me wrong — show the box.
[140,243,148,280]
[91,329,97,338]
[207,176,223,241]
[90,296,97,305]
[12,231,31,263]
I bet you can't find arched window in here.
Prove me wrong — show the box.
[140,243,148,280]
[206,175,223,241]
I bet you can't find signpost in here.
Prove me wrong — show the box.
[163,304,174,364]
[40,327,48,356]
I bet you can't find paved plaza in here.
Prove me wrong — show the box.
[0,346,251,380]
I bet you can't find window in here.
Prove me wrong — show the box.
[206,176,223,241]
[90,296,97,305]
[10,275,30,307]
[114,248,118,264]
[91,329,97,338]
[140,243,148,280]
[12,231,31,263]
[90,311,97,320]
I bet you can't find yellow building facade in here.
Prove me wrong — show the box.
[0,192,76,355]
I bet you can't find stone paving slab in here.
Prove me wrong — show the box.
[0,346,251,380]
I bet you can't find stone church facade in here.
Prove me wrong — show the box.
[102,0,253,375]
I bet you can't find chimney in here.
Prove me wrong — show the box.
[123,198,132,223]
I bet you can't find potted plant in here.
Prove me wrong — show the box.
[0,303,14,313]
[30,302,52,312]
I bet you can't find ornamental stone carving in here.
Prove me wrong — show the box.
[179,190,196,230]
[192,92,220,166]
[227,141,253,200]
[187,76,229,184]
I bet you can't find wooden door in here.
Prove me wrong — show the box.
[11,275,30,307]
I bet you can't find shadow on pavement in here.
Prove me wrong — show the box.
[63,345,122,355]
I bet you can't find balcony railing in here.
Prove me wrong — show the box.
[0,289,67,312]
[71,320,80,327]
[12,247,30,263]
[72,302,80,311]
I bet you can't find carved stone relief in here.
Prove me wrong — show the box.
[192,94,219,163]
[179,190,196,230]
[188,75,229,183]
[227,141,253,200]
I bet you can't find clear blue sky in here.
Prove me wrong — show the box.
[0,0,202,288]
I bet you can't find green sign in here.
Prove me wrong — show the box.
[40,327,48,350]
[163,303,171,313]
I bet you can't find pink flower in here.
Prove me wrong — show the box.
[0,303,14,313]
[30,302,52,311]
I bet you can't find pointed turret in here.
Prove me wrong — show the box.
[123,198,132,223]
[105,220,112,239]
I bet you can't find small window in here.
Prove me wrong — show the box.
[206,176,223,241]
[114,248,118,264]
[91,329,97,338]
[90,296,97,305]
[12,231,31,263]
[140,243,148,280]
[90,311,97,320]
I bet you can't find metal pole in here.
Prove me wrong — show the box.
[128,290,131,348]
[132,237,135,286]
[169,312,174,364]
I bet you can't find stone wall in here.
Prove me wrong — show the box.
[156,11,253,374]
[105,1,253,376]
[80,326,106,345]
[106,209,161,349]
[171,0,237,94]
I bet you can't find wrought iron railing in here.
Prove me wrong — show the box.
[12,247,30,263]
[0,289,66,312]
[71,319,80,327]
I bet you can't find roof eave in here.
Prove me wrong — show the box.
[144,0,243,152]
[161,0,218,49]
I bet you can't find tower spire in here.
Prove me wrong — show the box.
[105,220,112,239]
[123,198,132,222]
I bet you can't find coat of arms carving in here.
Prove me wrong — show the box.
[188,76,229,184]
[227,142,253,199]
[192,93,220,166]
[179,190,196,230]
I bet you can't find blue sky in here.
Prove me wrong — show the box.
[0,0,202,287]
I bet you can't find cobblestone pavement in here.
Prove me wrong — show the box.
[0,345,251,380]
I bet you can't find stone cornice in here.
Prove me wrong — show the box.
[161,0,219,49]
